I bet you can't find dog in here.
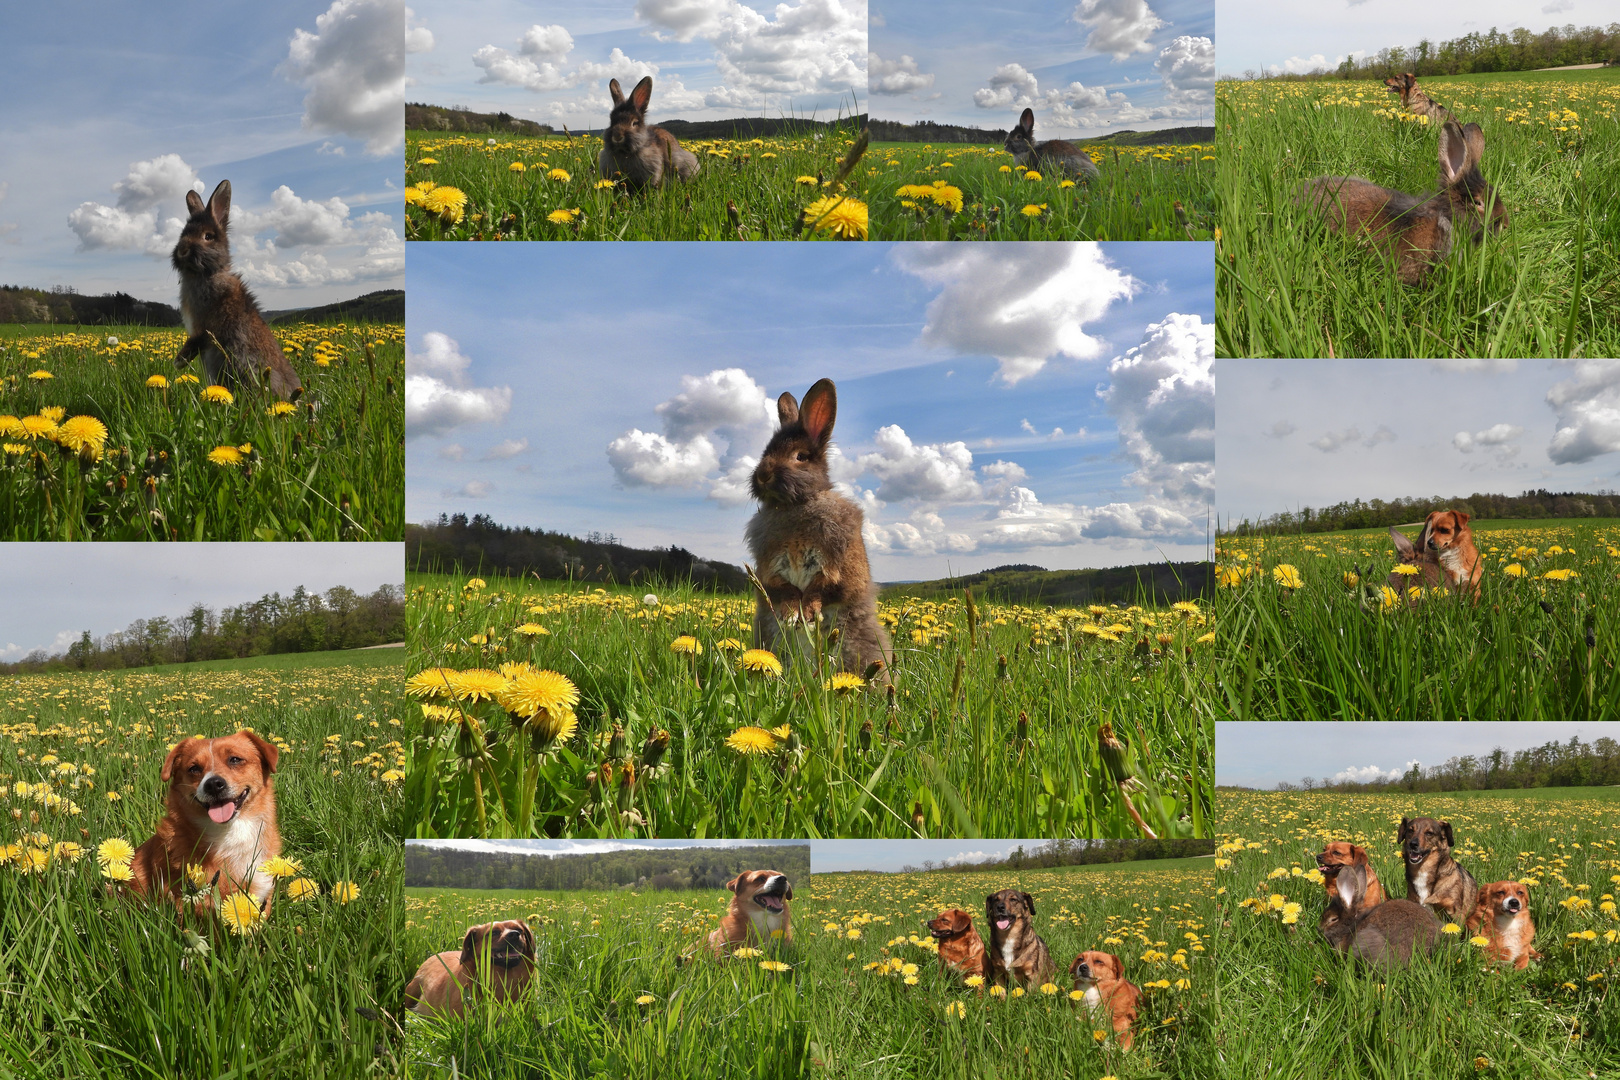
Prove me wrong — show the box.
[405,920,536,1017]
[1419,510,1483,596]
[1468,881,1541,970]
[984,889,1054,988]
[1070,951,1141,1050]
[707,870,793,956]
[129,730,280,913]
[1317,842,1385,908]
[1383,73,1456,126]
[925,908,986,982]
[1398,816,1479,923]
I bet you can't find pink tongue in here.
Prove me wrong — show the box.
[208,802,237,823]
[996,919,1010,930]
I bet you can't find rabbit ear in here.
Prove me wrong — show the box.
[799,379,836,447]
[1461,123,1485,169]
[1018,108,1035,132]
[629,76,653,113]
[1335,862,1364,909]
[608,78,625,106]
[206,179,231,224]
[1438,122,1468,186]
[1388,526,1416,560]
[776,391,800,426]
[185,188,205,215]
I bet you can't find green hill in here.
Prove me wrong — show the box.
[880,561,1212,607]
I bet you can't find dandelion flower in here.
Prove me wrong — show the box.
[258,856,302,879]
[513,623,550,637]
[405,667,458,698]
[739,649,783,676]
[946,1001,966,1018]
[726,726,779,755]
[267,401,297,417]
[1039,982,1059,995]
[635,994,657,1005]
[27,370,53,381]
[1272,564,1304,589]
[509,162,526,172]
[1442,923,1461,935]
[795,175,819,186]
[446,668,508,703]
[1024,170,1043,181]
[547,208,580,225]
[825,672,866,693]
[1392,564,1419,577]
[670,635,703,655]
[20,415,58,438]
[102,860,134,882]
[595,179,616,190]
[333,881,361,904]
[200,385,234,405]
[760,960,791,972]
[207,445,245,467]
[802,196,868,240]
[964,975,985,988]
[287,877,321,902]
[97,838,135,866]
[146,375,170,389]
[497,669,580,718]
[220,892,262,935]
[56,415,109,456]
[422,185,468,225]
[1019,204,1045,218]
[548,168,570,181]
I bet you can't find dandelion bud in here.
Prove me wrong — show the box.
[863,660,884,684]
[608,721,629,760]
[1016,711,1028,742]
[996,654,1008,680]
[641,729,670,769]
[859,719,872,751]
[1098,722,1135,786]
[1539,601,1555,615]
[911,802,926,835]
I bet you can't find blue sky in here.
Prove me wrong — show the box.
[1217,0,1616,78]
[871,0,1213,136]
[405,241,1214,580]
[1217,722,1620,788]
[1217,360,1620,526]
[0,0,404,307]
[405,0,864,130]
[407,839,808,857]
[0,543,404,662]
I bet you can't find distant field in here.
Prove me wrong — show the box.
[137,645,405,675]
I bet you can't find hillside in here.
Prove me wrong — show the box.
[869,117,1213,145]
[1,285,402,327]
[264,289,404,324]
[880,561,1213,607]
[407,101,865,142]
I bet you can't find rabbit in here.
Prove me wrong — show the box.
[1301,120,1508,286]
[171,180,302,401]
[1385,525,1445,602]
[744,379,893,684]
[1004,108,1099,180]
[1319,861,1441,969]
[597,76,699,191]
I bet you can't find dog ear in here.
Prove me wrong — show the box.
[783,879,794,901]
[1453,511,1470,526]
[459,925,483,968]
[1021,891,1036,918]
[517,920,536,958]
[725,874,741,894]
[1350,844,1369,867]
[160,738,195,782]
[239,729,279,776]
[1440,820,1455,847]
[1397,817,1413,843]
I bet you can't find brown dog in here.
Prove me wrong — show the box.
[1383,73,1456,126]
[405,920,536,1017]
[984,889,1054,988]
[129,730,281,913]
[1468,881,1541,970]
[1317,842,1385,908]
[1399,816,1479,923]
[926,908,986,982]
[1418,510,1483,596]
[707,870,793,956]
[1070,951,1141,1050]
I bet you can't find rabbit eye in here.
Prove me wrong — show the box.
[795,452,809,462]
[202,232,214,240]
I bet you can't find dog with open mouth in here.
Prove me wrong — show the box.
[925,908,986,983]
[405,920,537,1017]
[984,889,1055,989]
[708,870,794,956]
[1398,816,1479,923]
[1070,950,1141,1049]
[128,729,281,913]
[1468,880,1542,970]
[1317,841,1385,908]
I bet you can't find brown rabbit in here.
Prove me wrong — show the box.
[1319,861,1440,969]
[745,379,892,683]
[597,76,699,191]
[1385,525,1444,602]
[1301,120,1508,286]
[1004,108,1099,180]
[171,180,301,401]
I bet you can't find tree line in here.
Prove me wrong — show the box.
[0,285,181,326]
[1221,489,1619,536]
[1266,736,1620,794]
[0,584,404,674]
[891,838,1213,875]
[405,844,812,892]
[1233,23,1620,80]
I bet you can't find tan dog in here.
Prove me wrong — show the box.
[129,730,280,912]
[926,908,986,982]
[1399,816,1479,923]
[707,870,793,956]
[1468,881,1541,970]
[984,889,1054,988]
[1070,951,1141,1050]
[404,920,536,1017]
[1317,842,1385,908]
[1419,510,1483,597]
[1383,73,1456,126]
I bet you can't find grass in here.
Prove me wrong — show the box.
[0,321,404,541]
[402,885,804,1078]
[1210,519,1619,720]
[805,861,1213,1080]
[139,644,405,676]
[0,653,407,1078]
[404,122,868,241]
[867,140,1217,241]
[402,572,1214,840]
[1215,788,1620,1079]
[1216,70,1620,358]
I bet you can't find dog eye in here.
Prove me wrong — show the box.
[188,764,203,774]
[228,756,244,766]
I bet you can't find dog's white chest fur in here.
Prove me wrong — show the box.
[1000,934,1018,974]
[1437,545,1469,583]
[1079,984,1103,1010]
[1410,867,1432,904]
[770,549,824,591]
[205,815,274,901]
[747,906,787,941]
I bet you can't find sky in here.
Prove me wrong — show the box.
[1217,0,1615,78]
[0,543,404,662]
[0,0,406,307]
[405,0,865,130]
[405,241,1215,580]
[407,839,807,857]
[1216,722,1620,788]
[1217,360,1620,526]
[870,0,1214,136]
[813,840,1023,872]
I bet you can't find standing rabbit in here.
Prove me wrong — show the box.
[1301,120,1508,286]
[171,180,301,401]
[745,379,892,683]
[1004,108,1099,180]
[1319,861,1441,969]
[597,76,699,191]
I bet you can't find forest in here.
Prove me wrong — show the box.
[1221,489,1619,536]
[1230,22,1620,80]
[889,838,1214,875]
[1259,736,1620,794]
[405,843,812,892]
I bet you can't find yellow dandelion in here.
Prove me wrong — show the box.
[1019,204,1045,217]
[739,649,783,676]
[207,445,245,467]
[405,667,458,698]
[802,196,868,240]
[200,385,234,405]
[421,185,467,225]
[513,623,550,636]
[548,168,570,181]
[146,374,169,388]
[446,668,508,703]
[497,669,580,718]
[825,672,866,692]
[333,881,361,904]
[220,892,262,935]
[670,635,703,655]
[725,726,779,755]
[287,877,321,902]
[1272,564,1304,589]
[97,838,135,866]
[258,856,302,879]
[101,860,134,882]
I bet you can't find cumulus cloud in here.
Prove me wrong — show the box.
[606,430,721,488]
[1453,423,1523,454]
[482,438,530,460]
[1546,360,1620,464]
[980,459,1028,497]
[406,332,513,439]
[869,51,934,95]
[972,63,1040,109]
[1310,427,1360,452]
[237,186,353,248]
[606,368,776,500]
[656,368,776,442]
[1099,313,1215,506]
[405,6,434,53]
[281,0,406,155]
[443,480,495,499]
[894,244,1137,384]
[1073,0,1166,60]
[972,61,1190,131]
[863,509,976,556]
[66,154,201,255]
[856,426,982,504]
[1543,0,1574,12]
[1330,761,1419,784]
[1156,36,1214,105]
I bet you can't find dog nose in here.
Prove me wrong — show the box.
[201,775,228,798]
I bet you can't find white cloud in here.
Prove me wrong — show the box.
[894,244,1137,384]
[482,438,530,460]
[1020,419,1038,435]
[1546,360,1620,465]
[856,425,982,504]
[972,62,1040,109]
[1099,313,1215,506]
[521,23,575,59]
[1330,761,1418,784]
[1363,425,1397,448]
[1452,423,1523,454]
[66,154,201,255]
[1543,0,1574,12]
[113,154,203,212]
[1156,36,1214,105]
[869,51,934,95]
[238,186,354,248]
[636,0,866,105]
[443,480,495,498]
[438,444,466,461]
[405,6,434,53]
[656,368,776,442]
[606,430,721,487]
[1269,54,1334,76]
[980,459,1028,497]
[973,64,1182,131]
[862,509,976,556]
[406,332,513,438]
[606,368,776,498]
[1073,0,1166,60]
[1310,425,1398,453]
[281,0,406,156]
[708,454,761,505]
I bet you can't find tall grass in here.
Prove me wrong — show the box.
[404,572,1213,840]
[1215,72,1620,358]
[402,886,804,1079]
[1211,521,1618,720]
[0,656,407,1078]
[0,322,404,541]
[1215,789,1620,1078]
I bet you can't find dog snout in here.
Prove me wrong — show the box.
[1505,897,1521,912]
[201,774,230,799]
